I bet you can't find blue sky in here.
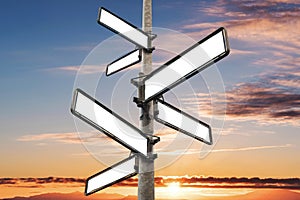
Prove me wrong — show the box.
[0,0,299,180]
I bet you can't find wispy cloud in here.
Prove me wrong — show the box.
[156,144,291,156]
[230,48,257,56]
[177,1,300,126]
[181,71,300,125]
[198,0,300,19]
[17,132,82,144]
[45,65,106,74]
[230,74,299,121]
[0,177,84,186]
[54,43,97,52]
[17,131,107,145]
[185,17,300,52]
[17,131,134,157]
[183,0,300,72]
[209,144,291,153]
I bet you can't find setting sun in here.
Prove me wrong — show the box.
[167,182,181,195]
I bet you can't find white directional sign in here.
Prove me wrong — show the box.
[71,89,150,157]
[106,49,141,76]
[154,99,212,145]
[85,155,138,195]
[143,27,230,103]
[98,7,151,50]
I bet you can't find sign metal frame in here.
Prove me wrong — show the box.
[85,154,138,195]
[97,7,151,50]
[142,27,230,103]
[154,98,212,145]
[71,89,151,157]
[106,49,141,76]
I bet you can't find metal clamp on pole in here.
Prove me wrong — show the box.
[132,72,152,120]
[144,133,160,145]
[147,153,158,161]
[145,46,155,53]
[149,32,157,40]
[130,73,147,88]
[146,32,156,53]
[133,96,152,120]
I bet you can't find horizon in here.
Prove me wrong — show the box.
[1,175,300,199]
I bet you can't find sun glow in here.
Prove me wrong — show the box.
[167,182,181,195]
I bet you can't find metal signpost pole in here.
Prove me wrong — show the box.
[138,0,154,199]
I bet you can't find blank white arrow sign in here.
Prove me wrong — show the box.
[71,89,150,157]
[154,99,212,145]
[106,49,141,76]
[98,7,151,50]
[143,27,230,102]
[85,155,138,195]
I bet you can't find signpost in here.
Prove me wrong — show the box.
[71,2,230,199]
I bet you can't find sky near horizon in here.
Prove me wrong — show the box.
[0,0,299,191]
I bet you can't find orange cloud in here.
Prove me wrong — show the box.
[180,71,300,125]
[183,0,300,72]
[2,176,299,189]
[46,65,106,74]
[17,132,83,144]
[16,131,110,145]
[208,144,291,153]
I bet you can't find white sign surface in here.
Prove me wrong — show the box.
[155,99,212,145]
[85,155,137,195]
[98,7,150,50]
[144,27,229,102]
[71,89,149,156]
[106,49,141,76]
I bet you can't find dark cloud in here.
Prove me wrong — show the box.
[199,0,300,19]
[182,72,300,125]
[2,191,127,200]
[160,176,300,189]
[183,70,300,126]
[223,72,300,123]
[0,177,85,186]
[1,176,299,190]
[0,178,16,185]
[178,176,300,185]
[119,176,300,189]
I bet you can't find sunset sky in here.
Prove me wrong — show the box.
[0,0,299,199]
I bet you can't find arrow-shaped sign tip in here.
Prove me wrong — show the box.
[154,99,213,145]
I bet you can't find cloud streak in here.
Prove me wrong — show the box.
[17,132,83,144]
[0,177,85,186]
[183,0,300,73]
[181,71,300,125]
[173,1,300,126]
[17,131,109,145]
[226,73,300,123]
[209,144,291,153]
[46,65,106,74]
[1,176,299,190]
